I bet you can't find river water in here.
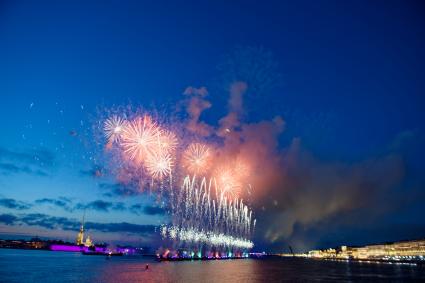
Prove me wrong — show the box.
[0,249,424,282]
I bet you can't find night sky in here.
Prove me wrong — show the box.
[1,0,425,252]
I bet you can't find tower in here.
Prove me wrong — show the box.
[76,210,85,245]
[84,235,93,247]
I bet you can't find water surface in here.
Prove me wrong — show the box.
[0,249,424,282]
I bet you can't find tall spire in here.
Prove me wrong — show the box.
[82,208,86,228]
[76,209,86,245]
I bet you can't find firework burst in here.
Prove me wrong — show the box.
[156,130,178,154]
[100,108,256,255]
[120,115,160,164]
[103,115,127,143]
[182,143,212,175]
[215,166,242,198]
[146,151,173,180]
[162,176,255,253]
[234,156,251,178]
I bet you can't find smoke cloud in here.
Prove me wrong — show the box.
[181,79,418,251]
[182,86,213,137]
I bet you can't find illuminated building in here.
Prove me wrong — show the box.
[306,239,425,261]
[84,235,93,247]
[308,248,337,258]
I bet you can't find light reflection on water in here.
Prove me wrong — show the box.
[0,249,424,282]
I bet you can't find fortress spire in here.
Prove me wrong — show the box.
[76,209,86,245]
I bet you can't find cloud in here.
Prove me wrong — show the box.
[129,204,165,215]
[0,147,55,176]
[217,81,248,136]
[19,213,77,230]
[80,165,104,178]
[181,86,213,136]
[34,197,159,217]
[183,86,208,97]
[128,204,143,214]
[73,200,126,212]
[0,198,32,210]
[0,147,55,166]
[252,136,423,251]
[0,163,48,176]
[35,198,73,211]
[0,214,18,225]
[75,200,110,212]
[99,182,140,197]
[0,213,156,236]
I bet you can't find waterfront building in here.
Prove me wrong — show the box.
[84,235,93,247]
[307,239,425,261]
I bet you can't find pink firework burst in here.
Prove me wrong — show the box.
[156,130,178,154]
[120,115,161,164]
[182,143,212,176]
[214,166,242,199]
[146,151,173,180]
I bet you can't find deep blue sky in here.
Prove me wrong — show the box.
[0,0,424,251]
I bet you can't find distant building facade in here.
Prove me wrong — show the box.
[307,239,425,261]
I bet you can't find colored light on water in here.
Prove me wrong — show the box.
[50,245,85,252]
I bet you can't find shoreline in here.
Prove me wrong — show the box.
[278,255,424,266]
